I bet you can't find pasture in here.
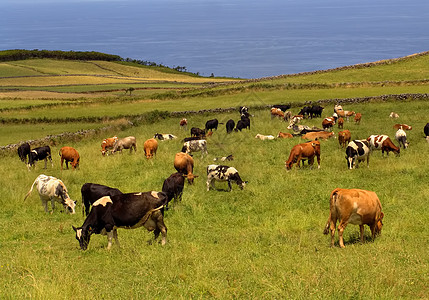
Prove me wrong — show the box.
[1,98,428,298]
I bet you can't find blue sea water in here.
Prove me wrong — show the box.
[0,0,428,78]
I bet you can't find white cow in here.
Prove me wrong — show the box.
[395,128,409,148]
[206,164,246,191]
[181,140,208,157]
[255,134,275,140]
[24,174,76,214]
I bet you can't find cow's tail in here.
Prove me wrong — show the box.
[58,148,62,157]
[140,205,165,225]
[323,188,340,235]
[23,177,38,201]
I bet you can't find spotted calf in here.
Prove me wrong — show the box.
[206,164,246,191]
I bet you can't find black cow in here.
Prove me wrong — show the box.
[424,123,429,138]
[299,106,312,118]
[235,117,250,131]
[162,172,185,207]
[310,105,324,118]
[17,142,31,163]
[73,191,168,250]
[190,127,205,138]
[272,104,291,112]
[27,146,53,170]
[226,119,235,133]
[345,140,371,169]
[205,119,221,131]
[81,183,123,216]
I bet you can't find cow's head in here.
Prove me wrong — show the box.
[375,212,384,235]
[183,173,198,184]
[154,133,164,140]
[56,183,76,214]
[72,225,92,250]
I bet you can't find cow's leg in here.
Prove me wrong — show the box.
[338,221,348,248]
[154,214,167,246]
[329,216,337,247]
[113,229,120,247]
[66,160,69,169]
[60,157,64,170]
[359,225,365,243]
[40,196,49,213]
[106,230,114,250]
[206,178,212,191]
[295,155,302,169]
[227,180,232,191]
[44,158,48,169]
[366,155,370,168]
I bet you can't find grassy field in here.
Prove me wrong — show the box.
[0,53,428,299]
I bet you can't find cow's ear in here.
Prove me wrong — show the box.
[72,225,77,232]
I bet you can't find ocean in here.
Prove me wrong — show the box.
[1,0,428,78]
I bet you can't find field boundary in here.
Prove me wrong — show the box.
[1,92,427,156]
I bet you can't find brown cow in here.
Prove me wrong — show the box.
[174,152,198,184]
[393,123,412,130]
[354,113,362,124]
[322,117,336,131]
[277,132,293,138]
[59,146,80,170]
[323,188,384,248]
[270,108,284,119]
[101,136,118,156]
[337,117,344,129]
[367,135,400,156]
[338,130,351,148]
[302,131,335,141]
[285,140,321,170]
[180,118,188,130]
[143,138,158,159]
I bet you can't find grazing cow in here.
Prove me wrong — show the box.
[337,117,344,129]
[213,154,234,162]
[59,146,80,170]
[24,174,76,214]
[112,136,137,154]
[389,112,399,118]
[239,106,249,118]
[277,132,293,138]
[395,128,409,149]
[272,104,291,112]
[154,133,177,141]
[174,152,198,184]
[179,118,188,130]
[190,127,205,138]
[338,130,351,148]
[226,119,235,133]
[205,119,221,131]
[354,113,362,124]
[345,140,371,169]
[310,105,324,118]
[27,146,53,170]
[323,188,384,248]
[255,134,275,140]
[298,106,312,119]
[144,138,158,159]
[283,111,293,122]
[425,123,429,142]
[235,117,250,131]
[285,140,321,170]
[393,124,412,131]
[302,131,335,141]
[334,104,343,114]
[73,192,168,250]
[206,164,246,191]
[322,117,337,131]
[367,135,400,156]
[271,108,284,119]
[101,136,118,156]
[162,172,185,206]
[81,183,122,216]
[343,111,355,121]
[17,142,31,163]
[181,139,208,157]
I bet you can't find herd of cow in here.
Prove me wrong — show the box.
[17,104,429,250]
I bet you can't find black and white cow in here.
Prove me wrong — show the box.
[24,174,76,214]
[17,142,31,163]
[345,140,371,169]
[153,133,177,141]
[235,117,250,131]
[395,128,409,149]
[206,164,246,191]
[213,154,234,162]
[226,119,235,134]
[181,140,208,157]
[239,106,250,118]
[205,119,220,132]
[27,146,53,170]
[81,183,123,216]
[72,191,168,250]
[424,123,429,139]
[162,172,185,207]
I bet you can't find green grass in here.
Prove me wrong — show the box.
[0,101,428,298]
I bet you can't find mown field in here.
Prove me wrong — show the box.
[0,53,428,299]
